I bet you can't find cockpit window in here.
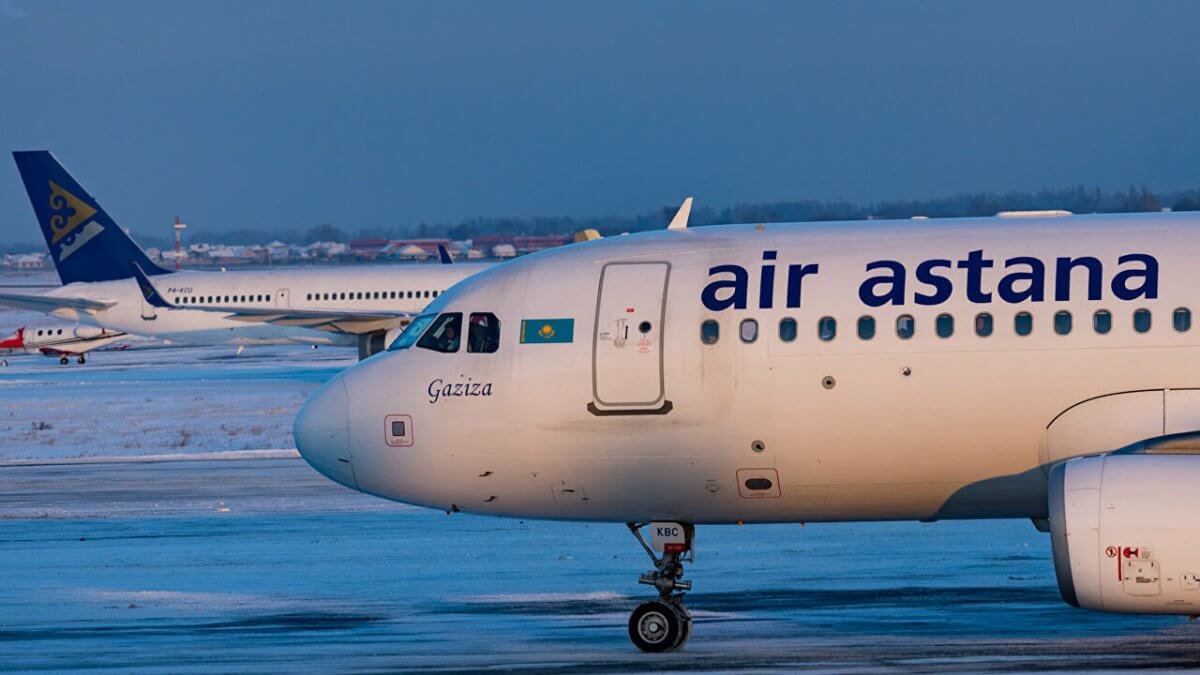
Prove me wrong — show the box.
[468,313,501,353]
[417,312,463,353]
[389,313,436,351]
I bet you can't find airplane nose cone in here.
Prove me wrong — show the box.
[294,373,356,489]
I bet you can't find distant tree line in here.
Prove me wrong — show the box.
[4,184,1199,254]
[222,183,1200,244]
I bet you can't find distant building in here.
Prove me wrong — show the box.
[473,234,570,257]
[159,249,188,266]
[513,234,571,254]
[209,247,239,264]
[380,238,451,260]
[266,240,289,261]
[349,238,390,261]
[304,241,348,259]
[2,253,48,270]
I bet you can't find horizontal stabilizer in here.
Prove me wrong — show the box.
[0,291,114,313]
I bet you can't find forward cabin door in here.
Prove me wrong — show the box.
[275,288,290,308]
[590,262,671,415]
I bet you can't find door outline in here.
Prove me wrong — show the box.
[589,261,672,415]
[276,288,290,309]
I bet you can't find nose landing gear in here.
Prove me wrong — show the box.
[626,522,694,652]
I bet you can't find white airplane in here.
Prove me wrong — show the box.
[294,206,1200,652]
[0,324,130,365]
[2,152,492,358]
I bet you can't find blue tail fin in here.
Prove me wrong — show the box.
[12,151,171,285]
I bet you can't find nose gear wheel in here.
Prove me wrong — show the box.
[626,522,694,652]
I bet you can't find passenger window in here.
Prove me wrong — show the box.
[1093,309,1112,334]
[1014,311,1033,336]
[1174,308,1191,332]
[433,290,439,297]
[778,318,797,342]
[857,315,875,340]
[896,314,914,339]
[425,291,431,298]
[1133,309,1152,333]
[700,320,719,345]
[417,313,463,353]
[975,312,993,337]
[265,295,271,302]
[389,314,436,350]
[740,319,758,343]
[817,316,836,341]
[467,313,501,353]
[1054,311,1072,335]
[935,313,953,338]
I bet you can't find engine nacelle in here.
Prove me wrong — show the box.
[1048,454,1200,614]
[72,325,105,339]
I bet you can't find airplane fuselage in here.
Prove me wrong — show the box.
[297,212,1200,524]
[46,263,492,346]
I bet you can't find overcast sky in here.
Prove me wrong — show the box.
[1,1,1198,243]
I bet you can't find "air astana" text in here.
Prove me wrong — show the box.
[700,250,1158,311]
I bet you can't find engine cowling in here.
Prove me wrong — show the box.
[72,325,105,339]
[1048,454,1200,614]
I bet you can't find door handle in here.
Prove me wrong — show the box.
[614,318,627,347]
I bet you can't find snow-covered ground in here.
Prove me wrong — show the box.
[0,302,353,460]
[1,458,1196,672]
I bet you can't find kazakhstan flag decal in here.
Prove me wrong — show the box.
[520,318,574,344]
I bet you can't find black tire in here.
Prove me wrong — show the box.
[628,600,683,653]
[672,602,692,650]
[77,355,86,364]
[59,356,68,365]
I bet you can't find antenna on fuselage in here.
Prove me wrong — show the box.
[667,197,693,230]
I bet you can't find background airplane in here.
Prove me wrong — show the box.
[295,208,1200,652]
[1,152,494,358]
[0,324,129,365]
